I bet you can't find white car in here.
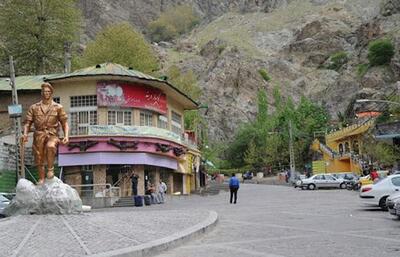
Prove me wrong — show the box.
[359,174,400,210]
[386,192,400,216]
[297,174,346,190]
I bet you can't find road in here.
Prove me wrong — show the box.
[154,183,400,257]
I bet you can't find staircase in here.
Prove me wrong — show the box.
[195,181,229,196]
[112,196,135,207]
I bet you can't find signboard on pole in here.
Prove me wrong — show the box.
[8,104,22,118]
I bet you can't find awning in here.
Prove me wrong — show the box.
[58,152,177,170]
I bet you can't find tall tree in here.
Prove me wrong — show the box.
[79,22,159,74]
[0,0,81,75]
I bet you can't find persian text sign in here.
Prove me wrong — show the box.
[97,81,167,114]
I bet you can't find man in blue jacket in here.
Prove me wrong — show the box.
[229,173,240,204]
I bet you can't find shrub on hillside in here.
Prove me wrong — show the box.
[148,5,200,42]
[367,39,395,66]
[356,63,369,78]
[258,69,271,81]
[327,51,348,71]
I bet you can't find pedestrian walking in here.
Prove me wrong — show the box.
[229,173,240,204]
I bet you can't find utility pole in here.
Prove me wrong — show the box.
[8,56,24,179]
[64,41,72,73]
[289,120,295,182]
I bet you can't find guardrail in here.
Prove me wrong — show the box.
[70,183,121,198]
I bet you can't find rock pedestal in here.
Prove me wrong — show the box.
[4,177,82,216]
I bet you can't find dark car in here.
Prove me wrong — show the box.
[243,171,253,180]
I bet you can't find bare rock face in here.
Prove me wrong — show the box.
[381,0,400,16]
[4,177,82,216]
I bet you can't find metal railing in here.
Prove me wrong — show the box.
[70,183,121,198]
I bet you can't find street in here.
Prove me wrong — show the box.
[154,184,400,257]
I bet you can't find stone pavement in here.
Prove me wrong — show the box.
[153,184,400,257]
[0,207,217,257]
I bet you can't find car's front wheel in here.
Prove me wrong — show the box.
[379,196,389,211]
[339,183,346,189]
[308,184,316,190]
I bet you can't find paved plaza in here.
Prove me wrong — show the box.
[2,184,400,257]
[155,184,400,257]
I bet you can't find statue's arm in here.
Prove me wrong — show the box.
[58,106,69,144]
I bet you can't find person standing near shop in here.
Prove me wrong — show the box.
[130,172,139,196]
[229,173,240,204]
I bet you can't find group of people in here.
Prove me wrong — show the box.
[130,172,168,203]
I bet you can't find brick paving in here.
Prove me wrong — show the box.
[0,208,210,257]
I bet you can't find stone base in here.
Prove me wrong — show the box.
[4,177,82,216]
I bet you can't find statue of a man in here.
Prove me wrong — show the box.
[23,82,69,183]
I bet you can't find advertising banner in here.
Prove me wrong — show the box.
[97,81,167,114]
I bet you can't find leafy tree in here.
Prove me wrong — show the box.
[0,0,81,75]
[148,5,199,42]
[79,22,159,74]
[368,39,395,66]
[166,65,201,101]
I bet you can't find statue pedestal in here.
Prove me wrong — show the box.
[5,177,83,216]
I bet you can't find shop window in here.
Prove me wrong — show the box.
[140,111,153,126]
[352,140,359,154]
[171,111,182,135]
[338,144,343,154]
[70,110,97,135]
[53,97,60,104]
[108,110,132,126]
[157,115,168,129]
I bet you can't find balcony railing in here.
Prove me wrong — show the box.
[80,125,198,149]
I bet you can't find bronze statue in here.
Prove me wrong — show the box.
[23,83,69,184]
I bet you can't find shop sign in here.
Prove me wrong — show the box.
[97,81,167,114]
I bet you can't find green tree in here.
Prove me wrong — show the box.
[166,65,201,101]
[148,5,199,42]
[0,0,81,75]
[79,22,159,74]
[368,39,395,66]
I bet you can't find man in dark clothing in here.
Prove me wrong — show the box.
[130,172,139,196]
[229,173,240,204]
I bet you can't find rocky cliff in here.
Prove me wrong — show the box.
[78,0,400,142]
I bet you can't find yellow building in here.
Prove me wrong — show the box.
[311,121,374,175]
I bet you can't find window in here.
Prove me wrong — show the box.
[70,95,97,107]
[53,97,60,104]
[338,144,343,154]
[157,115,168,129]
[391,177,400,186]
[108,110,132,125]
[171,111,182,135]
[70,111,97,135]
[140,111,153,126]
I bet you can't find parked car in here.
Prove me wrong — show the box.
[394,199,400,219]
[386,192,400,216]
[359,174,400,210]
[0,194,10,218]
[293,174,306,188]
[297,174,346,190]
[243,171,253,180]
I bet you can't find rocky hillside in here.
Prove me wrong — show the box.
[78,0,400,142]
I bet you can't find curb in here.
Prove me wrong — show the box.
[90,210,218,257]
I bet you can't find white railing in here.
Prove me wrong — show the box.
[70,183,121,198]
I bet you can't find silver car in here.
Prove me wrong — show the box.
[297,174,346,190]
[0,194,10,218]
[386,192,400,216]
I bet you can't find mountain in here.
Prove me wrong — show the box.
[78,0,400,142]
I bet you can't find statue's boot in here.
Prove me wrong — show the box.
[47,167,55,180]
[37,166,45,184]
